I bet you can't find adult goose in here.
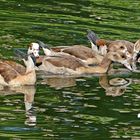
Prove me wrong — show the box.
[87,30,140,71]
[35,45,132,75]
[0,50,36,86]
[37,41,103,65]
[87,30,134,57]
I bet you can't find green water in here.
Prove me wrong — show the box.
[0,0,140,139]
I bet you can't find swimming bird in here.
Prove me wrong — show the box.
[37,40,104,65]
[35,44,132,75]
[87,30,134,57]
[108,39,140,71]
[87,30,140,71]
[0,50,36,86]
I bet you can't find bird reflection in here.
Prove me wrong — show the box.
[40,76,76,89]
[0,85,36,126]
[99,74,132,97]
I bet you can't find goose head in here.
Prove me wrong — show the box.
[107,51,133,71]
[108,40,134,56]
[27,42,40,58]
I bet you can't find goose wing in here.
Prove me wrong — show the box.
[0,60,25,83]
[4,60,26,74]
[62,45,96,60]
[45,55,86,70]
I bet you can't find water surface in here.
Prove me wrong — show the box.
[0,0,140,139]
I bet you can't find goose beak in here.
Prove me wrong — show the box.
[123,62,133,71]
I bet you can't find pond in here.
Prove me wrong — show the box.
[0,0,140,139]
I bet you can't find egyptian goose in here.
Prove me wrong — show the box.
[0,50,36,86]
[87,30,140,71]
[37,41,103,65]
[35,47,132,75]
[87,30,134,57]
[108,40,140,71]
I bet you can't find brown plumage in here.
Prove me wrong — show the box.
[37,50,132,75]
[45,54,86,70]
[50,45,103,65]
[0,52,36,86]
[108,40,134,54]
[3,60,26,74]
[37,40,103,65]
[37,40,133,74]
[96,39,107,47]
[87,32,137,70]
[0,60,26,83]
[61,45,97,60]
[87,30,134,56]
[51,46,68,52]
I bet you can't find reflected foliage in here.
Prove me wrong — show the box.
[0,0,140,139]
